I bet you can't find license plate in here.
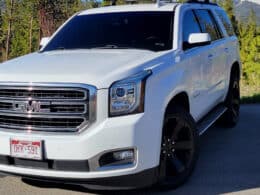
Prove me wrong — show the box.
[10,139,43,160]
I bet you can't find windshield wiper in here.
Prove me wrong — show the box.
[90,45,153,51]
[52,46,66,51]
[92,45,123,49]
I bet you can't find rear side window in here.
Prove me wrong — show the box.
[194,10,222,41]
[216,9,235,36]
[182,10,202,50]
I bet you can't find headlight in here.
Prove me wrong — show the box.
[109,70,152,117]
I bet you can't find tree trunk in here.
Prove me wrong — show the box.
[29,16,33,53]
[38,1,55,38]
[5,0,14,61]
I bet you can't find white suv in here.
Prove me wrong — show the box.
[0,0,241,190]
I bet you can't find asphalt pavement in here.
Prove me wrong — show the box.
[0,104,260,195]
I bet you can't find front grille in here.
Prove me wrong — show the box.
[0,83,96,132]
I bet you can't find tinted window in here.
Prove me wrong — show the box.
[43,12,173,52]
[194,10,221,41]
[182,10,202,50]
[216,9,235,36]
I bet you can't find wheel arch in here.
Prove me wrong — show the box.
[231,61,241,80]
[223,61,241,103]
[164,92,190,116]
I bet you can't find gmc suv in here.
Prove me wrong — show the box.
[0,0,241,190]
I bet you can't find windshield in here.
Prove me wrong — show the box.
[43,12,174,52]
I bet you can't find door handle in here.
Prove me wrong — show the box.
[224,48,229,53]
[208,54,214,60]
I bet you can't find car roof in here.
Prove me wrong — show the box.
[78,3,178,15]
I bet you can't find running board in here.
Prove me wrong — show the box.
[197,105,227,136]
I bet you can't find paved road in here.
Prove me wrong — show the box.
[0,105,260,195]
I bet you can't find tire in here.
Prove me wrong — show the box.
[219,73,240,128]
[158,106,199,190]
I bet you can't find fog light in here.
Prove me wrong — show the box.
[99,149,135,167]
[113,150,134,161]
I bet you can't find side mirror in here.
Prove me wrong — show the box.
[184,33,211,50]
[39,37,50,49]
[188,33,211,46]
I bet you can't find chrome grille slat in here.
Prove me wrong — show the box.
[0,83,96,133]
[0,112,88,118]
[0,87,88,101]
[0,123,84,132]
[0,116,84,123]
[0,101,87,115]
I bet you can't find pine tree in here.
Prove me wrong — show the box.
[239,9,260,86]
[4,0,14,61]
[9,0,36,58]
[222,0,238,35]
[62,0,86,18]
[38,0,90,38]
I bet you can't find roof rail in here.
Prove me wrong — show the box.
[186,0,218,5]
[156,0,180,7]
[155,0,218,7]
[187,0,210,3]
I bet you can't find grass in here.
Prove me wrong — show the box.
[241,94,260,104]
[241,81,260,104]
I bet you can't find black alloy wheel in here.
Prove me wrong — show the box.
[158,106,199,189]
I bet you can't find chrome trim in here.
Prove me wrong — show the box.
[0,86,87,101]
[0,82,97,133]
[0,100,87,115]
[0,112,87,119]
[0,122,85,132]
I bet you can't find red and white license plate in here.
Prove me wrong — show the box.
[10,139,42,160]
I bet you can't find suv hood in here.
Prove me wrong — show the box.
[0,49,158,89]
